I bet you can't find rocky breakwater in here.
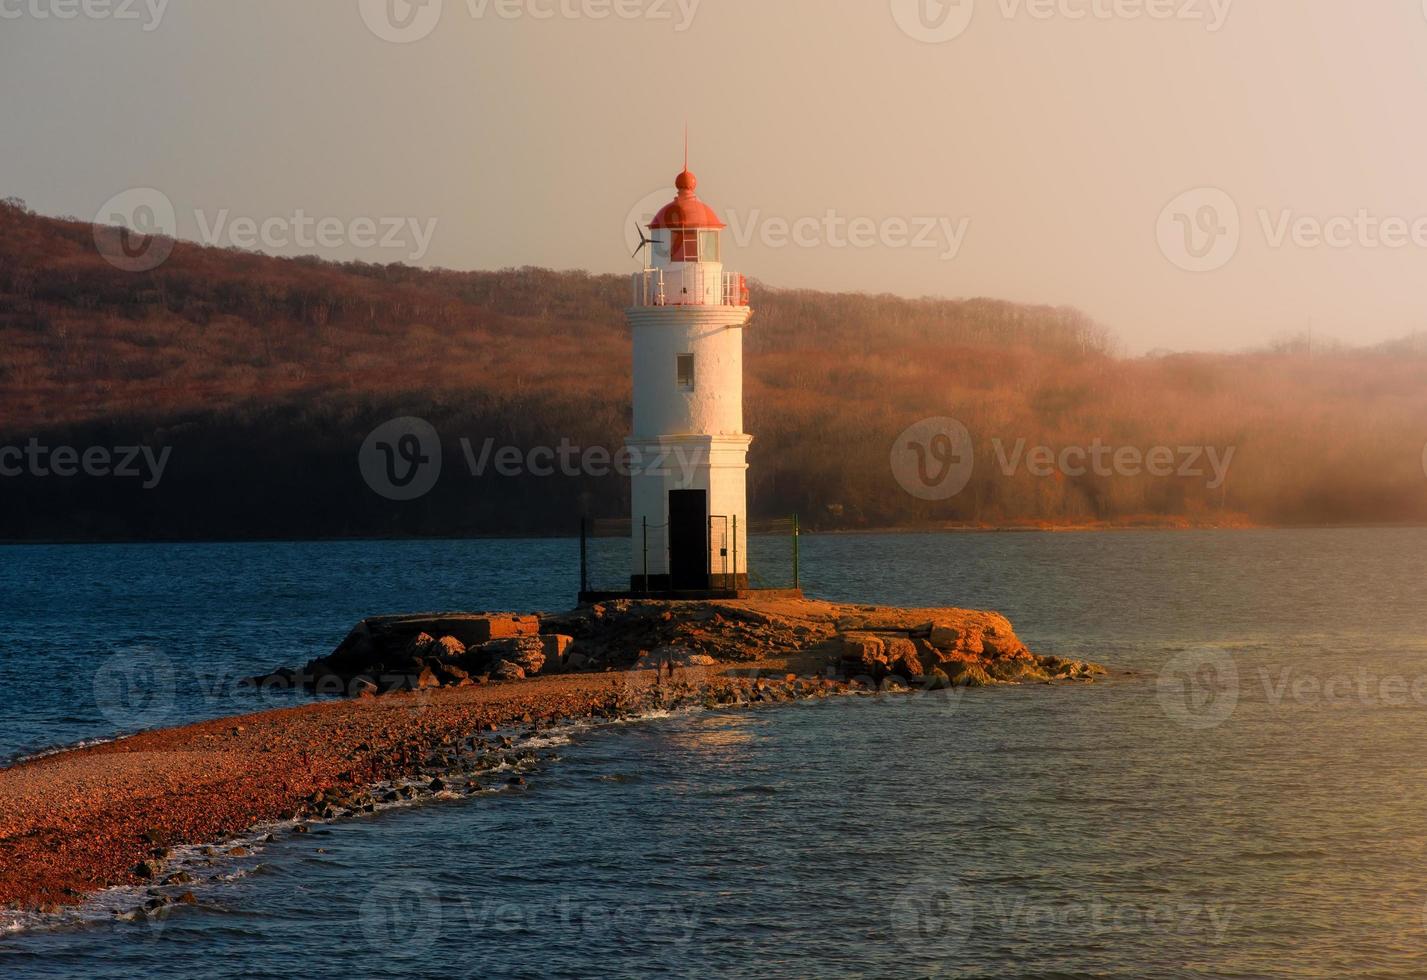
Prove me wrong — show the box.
[279,612,570,696]
[279,597,1103,698]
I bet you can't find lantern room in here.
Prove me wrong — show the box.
[648,169,725,267]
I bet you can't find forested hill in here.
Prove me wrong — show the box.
[2,197,1425,541]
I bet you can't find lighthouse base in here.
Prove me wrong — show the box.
[625,433,752,592]
[628,572,750,593]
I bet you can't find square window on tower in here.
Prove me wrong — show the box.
[677,354,695,390]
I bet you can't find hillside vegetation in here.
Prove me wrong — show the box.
[2,197,1425,541]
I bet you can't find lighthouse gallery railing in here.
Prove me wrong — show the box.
[631,267,749,308]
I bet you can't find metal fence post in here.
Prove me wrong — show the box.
[793,514,800,590]
[580,518,588,595]
[732,514,738,593]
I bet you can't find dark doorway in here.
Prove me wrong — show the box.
[668,489,709,591]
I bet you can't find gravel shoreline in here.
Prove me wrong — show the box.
[0,662,834,916]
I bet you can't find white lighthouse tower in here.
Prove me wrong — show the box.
[627,162,752,591]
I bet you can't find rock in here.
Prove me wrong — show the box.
[350,676,379,698]
[540,634,574,666]
[883,637,924,679]
[636,646,718,669]
[433,663,472,687]
[134,860,160,880]
[415,667,442,690]
[986,659,1052,684]
[564,652,590,671]
[928,624,963,651]
[176,891,198,905]
[433,635,467,658]
[404,632,437,659]
[429,777,446,792]
[837,632,887,675]
[484,636,546,675]
[942,661,995,687]
[492,660,526,682]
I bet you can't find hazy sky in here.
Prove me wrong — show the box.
[3,0,1426,352]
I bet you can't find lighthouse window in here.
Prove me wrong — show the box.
[671,230,699,262]
[699,230,720,262]
[677,354,696,389]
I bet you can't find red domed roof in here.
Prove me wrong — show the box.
[649,170,726,231]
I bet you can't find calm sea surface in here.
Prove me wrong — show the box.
[3,529,1427,977]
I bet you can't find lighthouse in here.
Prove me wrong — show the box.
[627,163,752,591]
